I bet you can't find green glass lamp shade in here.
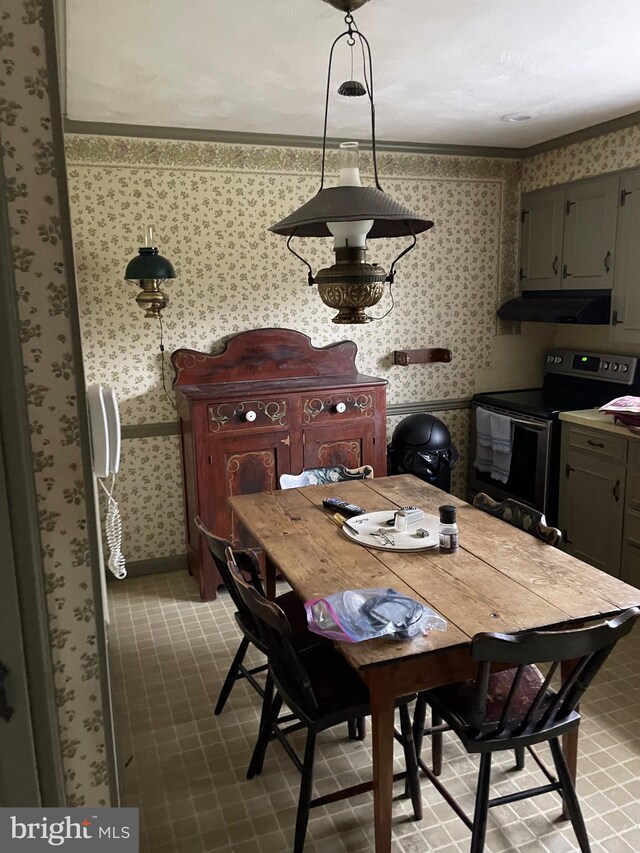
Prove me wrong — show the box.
[124,247,176,280]
[269,185,434,238]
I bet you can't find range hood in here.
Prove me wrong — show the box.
[498,289,611,324]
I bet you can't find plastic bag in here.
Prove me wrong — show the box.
[304,588,447,643]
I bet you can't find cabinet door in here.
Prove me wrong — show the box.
[520,188,564,291]
[302,420,375,470]
[611,169,640,342]
[558,448,625,575]
[562,176,619,289]
[205,429,292,546]
[622,443,640,587]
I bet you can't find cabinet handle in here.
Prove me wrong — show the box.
[604,250,612,273]
[612,310,624,326]
[552,254,559,275]
[334,402,347,414]
[587,439,605,448]
[565,462,575,478]
[562,264,571,279]
[613,479,621,502]
[244,410,257,422]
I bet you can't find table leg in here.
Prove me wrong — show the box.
[264,554,276,600]
[561,658,579,820]
[369,668,396,853]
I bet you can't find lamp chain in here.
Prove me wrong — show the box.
[158,314,177,410]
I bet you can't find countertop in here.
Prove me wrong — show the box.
[559,408,640,439]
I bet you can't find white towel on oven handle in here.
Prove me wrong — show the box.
[474,407,513,483]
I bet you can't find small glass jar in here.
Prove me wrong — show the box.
[438,505,458,552]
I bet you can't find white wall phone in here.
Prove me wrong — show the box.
[87,384,126,579]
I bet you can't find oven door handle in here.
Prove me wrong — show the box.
[474,405,550,431]
[509,417,547,430]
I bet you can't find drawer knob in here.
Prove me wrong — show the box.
[334,402,347,414]
[244,410,257,422]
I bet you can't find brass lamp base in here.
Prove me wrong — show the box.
[315,246,387,324]
[136,279,168,318]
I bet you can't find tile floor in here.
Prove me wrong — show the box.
[108,571,640,853]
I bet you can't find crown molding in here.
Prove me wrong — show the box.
[522,109,640,158]
[64,107,640,163]
[63,119,524,160]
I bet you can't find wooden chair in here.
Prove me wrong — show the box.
[279,464,374,490]
[412,609,640,852]
[472,493,562,547]
[195,518,317,715]
[225,547,422,853]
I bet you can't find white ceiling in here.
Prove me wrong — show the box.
[65,0,640,148]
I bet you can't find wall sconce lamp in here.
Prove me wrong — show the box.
[269,1,434,323]
[124,225,176,318]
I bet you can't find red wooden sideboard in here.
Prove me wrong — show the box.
[171,328,388,600]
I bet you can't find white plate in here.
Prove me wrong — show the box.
[341,510,440,552]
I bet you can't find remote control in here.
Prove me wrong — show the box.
[322,497,366,518]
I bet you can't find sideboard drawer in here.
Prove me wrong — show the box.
[207,398,289,433]
[301,391,375,425]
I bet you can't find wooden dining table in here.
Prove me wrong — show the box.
[229,474,640,853]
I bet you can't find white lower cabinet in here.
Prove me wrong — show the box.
[558,423,640,583]
[622,443,640,586]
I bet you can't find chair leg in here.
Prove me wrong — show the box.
[347,719,357,740]
[549,738,591,852]
[412,694,428,759]
[293,730,317,853]
[470,753,492,853]
[514,747,525,770]
[399,704,423,821]
[356,716,366,740]
[432,708,443,777]
[256,671,274,742]
[214,636,251,715]
[247,693,282,780]
[407,694,428,797]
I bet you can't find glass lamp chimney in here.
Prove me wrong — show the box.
[327,142,374,248]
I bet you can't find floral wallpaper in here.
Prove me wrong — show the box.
[117,435,185,560]
[1,1,108,804]
[523,124,640,192]
[64,134,524,562]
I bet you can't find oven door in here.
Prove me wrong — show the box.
[468,403,553,516]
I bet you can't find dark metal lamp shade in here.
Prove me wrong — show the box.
[124,247,176,281]
[322,0,373,10]
[338,79,366,97]
[269,186,434,238]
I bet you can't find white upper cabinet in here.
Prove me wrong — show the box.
[611,169,640,342]
[519,188,564,291]
[562,176,619,290]
[520,174,620,293]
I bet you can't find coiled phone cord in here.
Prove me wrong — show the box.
[98,476,127,579]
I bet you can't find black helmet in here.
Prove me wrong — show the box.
[390,414,452,451]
